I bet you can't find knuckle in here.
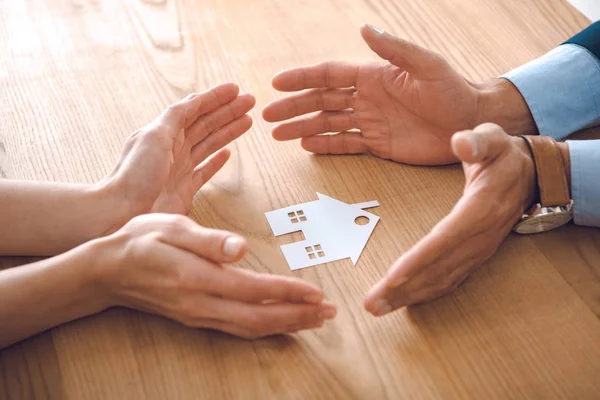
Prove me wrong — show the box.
[124,234,156,262]
[165,104,185,122]
[153,105,184,134]
[347,91,357,109]
[315,88,326,110]
[321,112,332,131]
[162,214,189,234]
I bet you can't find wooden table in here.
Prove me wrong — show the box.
[1,1,600,399]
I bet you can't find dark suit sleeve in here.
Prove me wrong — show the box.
[564,21,600,60]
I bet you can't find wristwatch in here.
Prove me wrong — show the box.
[513,135,573,234]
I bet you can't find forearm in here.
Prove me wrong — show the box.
[0,180,128,256]
[0,240,109,349]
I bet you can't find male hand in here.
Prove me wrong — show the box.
[364,123,536,315]
[102,83,255,220]
[96,214,336,338]
[263,24,482,165]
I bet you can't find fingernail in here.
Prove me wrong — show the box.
[223,236,244,257]
[466,133,480,158]
[371,298,393,316]
[388,275,408,289]
[318,308,337,320]
[303,294,323,304]
[368,24,385,34]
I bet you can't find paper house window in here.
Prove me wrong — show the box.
[305,244,325,259]
[288,210,307,224]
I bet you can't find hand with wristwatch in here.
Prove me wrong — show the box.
[364,120,574,315]
[362,77,576,315]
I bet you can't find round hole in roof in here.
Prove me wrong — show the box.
[354,216,370,226]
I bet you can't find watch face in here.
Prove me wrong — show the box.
[514,212,572,234]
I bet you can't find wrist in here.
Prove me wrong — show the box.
[475,78,537,136]
[81,234,126,309]
[86,229,134,308]
[67,240,115,312]
[91,181,136,237]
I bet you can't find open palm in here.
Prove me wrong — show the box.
[263,24,480,165]
[102,83,255,218]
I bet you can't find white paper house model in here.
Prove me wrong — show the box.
[265,193,380,271]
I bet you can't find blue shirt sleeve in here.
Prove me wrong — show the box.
[566,140,600,227]
[501,44,600,140]
[501,44,600,228]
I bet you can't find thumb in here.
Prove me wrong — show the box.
[451,123,512,164]
[360,23,449,78]
[148,214,248,263]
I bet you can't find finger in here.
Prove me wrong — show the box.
[192,148,230,191]
[360,24,449,79]
[301,132,368,155]
[385,197,483,288]
[384,268,470,310]
[204,297,336,335]
[271,61,360,91]
[193,318,258,339]
[451,123,511,164]
[272,111,357,141]
[155,215,248,263]
[366,254,472,315]
[262,88,356,122]
[195,316,325,338]
[150,83,240,137]
[364,196,481,316]
[191,114,252,165]
[202,266,326,304]
[187,93,256,145]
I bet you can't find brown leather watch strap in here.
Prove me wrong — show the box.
[520,136,570,207]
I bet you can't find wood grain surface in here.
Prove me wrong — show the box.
[1,0,599,399]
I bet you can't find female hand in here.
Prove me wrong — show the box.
[0,83,256,256]
[364,123,537,315]
[263,24,482,165]
[96,213,336,338]
[102,83,255,221]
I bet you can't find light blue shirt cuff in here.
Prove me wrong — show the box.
[501,44,600,140]
[567,140,600,227]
